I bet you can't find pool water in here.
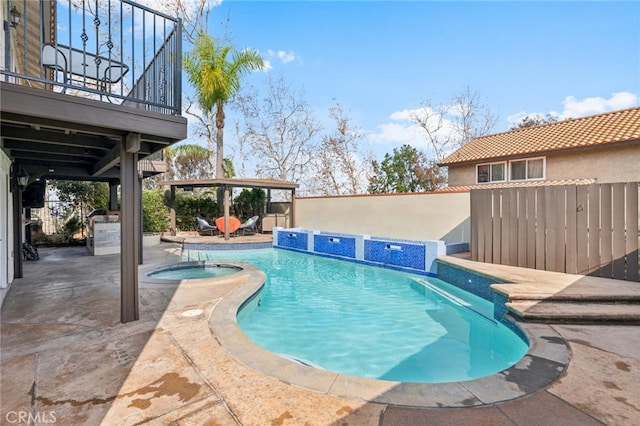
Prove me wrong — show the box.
[148,264,241,280]
[185,248,528,383]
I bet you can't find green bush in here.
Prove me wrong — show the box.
[142,189,170,232]
[164,190,218,231]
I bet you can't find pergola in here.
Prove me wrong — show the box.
[159,178,299,240]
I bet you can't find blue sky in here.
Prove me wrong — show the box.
[181,0,639,164]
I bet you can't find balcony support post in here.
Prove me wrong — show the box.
[120,133,140,323]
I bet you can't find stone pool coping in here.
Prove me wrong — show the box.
[207,262,572,408]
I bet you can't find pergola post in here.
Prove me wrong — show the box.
[169,185,176,236]
[290,188,296,228]
[223,185,230,240]
[120,133,140,323]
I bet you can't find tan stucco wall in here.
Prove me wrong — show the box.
[294,192,470,244]
[446,143,640,186]
[545,144,640,183]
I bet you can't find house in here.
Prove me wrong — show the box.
[439,107,640,189]
[0,0,187,322]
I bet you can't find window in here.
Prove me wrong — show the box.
[476,162,506,183]
[510,157,545,181]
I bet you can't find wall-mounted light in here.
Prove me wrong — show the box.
[15,166,30,191]
[9,5,21,28]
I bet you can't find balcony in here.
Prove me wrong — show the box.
[0,0,187,180]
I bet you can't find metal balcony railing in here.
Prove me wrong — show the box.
[1,0,182,115]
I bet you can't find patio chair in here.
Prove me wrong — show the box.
[196,216,217,236]
[237,215,260,235]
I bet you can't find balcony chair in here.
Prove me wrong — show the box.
[237,215,260,235]
[41,43,129,94]
[196,216,217,236]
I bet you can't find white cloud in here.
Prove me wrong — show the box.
[368,106,457,158]
[265,49,297,65]
[506,91,638,128]
[562,91,638,118]
[277,50,296,63]
[261,60,273,71]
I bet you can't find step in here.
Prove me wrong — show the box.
[491,282,640,303]
[506,301,640,324]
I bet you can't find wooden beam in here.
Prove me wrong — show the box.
[0,125,116,150]
[92,143,122,177]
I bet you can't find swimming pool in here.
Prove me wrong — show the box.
[186,248,528,383]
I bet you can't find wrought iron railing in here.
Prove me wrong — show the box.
[1,0,182,115]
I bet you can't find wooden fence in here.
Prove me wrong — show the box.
[470,182,639,282]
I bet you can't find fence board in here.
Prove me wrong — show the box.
[545,186,556,271]
[492,190,501,263]
[612,183,626,279]
[507,188,519,266]
[470,190,480,261]
[483,189,494,262]
[576,185,589,274]
[526,188,537,269]
[554,186,566,273]
[476,190,486,262]
[517,189,528,267]
[587,184,601,275]
[566,186,578,274]
[535,186,546,270]
[600,184,613,277]
[502,188,511,265]
[626,183,639,281]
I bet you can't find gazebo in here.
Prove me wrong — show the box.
[159,178,299,240]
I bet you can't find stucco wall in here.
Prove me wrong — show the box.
[294,192,470,245]
[0,150,14,304]
[446,143,640,186]
[545,144,640,183]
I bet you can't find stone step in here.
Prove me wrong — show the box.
[491,282,640,303]
[506,301,640,324]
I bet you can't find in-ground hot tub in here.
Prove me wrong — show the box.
[147,261,243,280]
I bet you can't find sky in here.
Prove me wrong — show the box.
[178,0,639,171]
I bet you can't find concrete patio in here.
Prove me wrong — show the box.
[1,242,638,425]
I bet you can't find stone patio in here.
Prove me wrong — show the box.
[0,242,638,425]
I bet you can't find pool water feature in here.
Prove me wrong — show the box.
[148,262,242,280]
[186,248,529,383]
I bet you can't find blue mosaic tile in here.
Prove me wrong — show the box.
[364,239,426,270]
[436,261,506,301]
[445,242,469,255]
[277,231,309,251]
[492,292,510,321]
[314,234,356,259]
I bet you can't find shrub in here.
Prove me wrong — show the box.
[142,189,170,232]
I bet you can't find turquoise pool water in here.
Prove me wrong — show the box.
[148,263,241,280]
[185,248,528,383]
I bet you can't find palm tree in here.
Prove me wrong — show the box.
[183,32,264,180]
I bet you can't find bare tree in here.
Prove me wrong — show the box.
[235,75,322,187]
[310,101,373,195]
[137,0,214,44]
[411,86,497,162]
[510,113,559,130]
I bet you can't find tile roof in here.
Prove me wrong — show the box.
[432,178,597,193]
[439,107,640,166]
